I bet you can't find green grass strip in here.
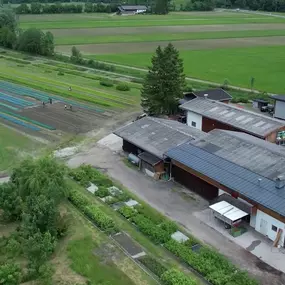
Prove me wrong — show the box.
[0,108,56,130]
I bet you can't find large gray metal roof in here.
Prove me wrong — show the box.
[270,94,285,102]
[180,98,285,137]
[192,129,285,180]
[166,143,285,218]
[114,116,208,158]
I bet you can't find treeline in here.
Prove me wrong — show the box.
[0,11,54,55]
[179,0,215,11]
[215,0,285,12]
[16,2,118,14]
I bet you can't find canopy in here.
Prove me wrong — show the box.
[210,200,248,222]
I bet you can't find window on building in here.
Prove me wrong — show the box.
[191,121,197,127]
[272,225,278,232]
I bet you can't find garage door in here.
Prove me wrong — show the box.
[172,165,218,200]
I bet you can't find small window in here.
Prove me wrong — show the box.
[272,225,278,232]
[191,121,197,127]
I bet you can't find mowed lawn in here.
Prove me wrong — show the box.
[93,45,285,93]
[0,124,40,171]
[19,12,285,29]
[55,29,285,45]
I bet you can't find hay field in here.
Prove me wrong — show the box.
[20,11,285,92]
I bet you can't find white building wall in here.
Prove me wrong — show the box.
[274,100,285,120]
[186,111,202,130]
[255,210,285,246]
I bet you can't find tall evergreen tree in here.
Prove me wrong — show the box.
[141,43,185,115]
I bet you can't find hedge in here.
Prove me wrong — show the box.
[68,190,118,234]
[83,205,118,234]
[116,83,130,91]
[161,269,197,285]
[131,214,171,244]
[118,206,137,219]
[164,240,258,285]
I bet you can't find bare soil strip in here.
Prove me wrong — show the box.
[56,36,285,54]
[50,23,285,37]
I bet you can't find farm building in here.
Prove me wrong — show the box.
[166,130,285,247]
[117,5,147,15]
[114,116,208,178]
[180,97,285,143]
[179,88,232,105]
[270,94,285,121]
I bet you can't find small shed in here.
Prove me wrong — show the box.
[270,95,285,120]
[138,152,164,178]
[252,99,269,110]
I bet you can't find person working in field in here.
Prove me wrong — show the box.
[49,97,52,104]
[64,104,67,110]
[68,86,72,91]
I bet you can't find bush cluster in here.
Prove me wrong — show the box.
[100,80,114,87]
[118,205,137,219]
[116,83,130,91]
[161,269,197,285]
[130,214,171,244]
[68,190,118,234]
[164,240,257,285]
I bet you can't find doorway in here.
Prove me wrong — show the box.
[260,219,268,236]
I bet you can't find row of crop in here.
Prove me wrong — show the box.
[164,239,258,285]
[0,71,112,109]
[68,189,118,234]
[69,165,259,285]
[68,168,198,285]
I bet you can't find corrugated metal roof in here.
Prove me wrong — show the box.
[166,143,285,217]
[180,98,285,137]
[119,5,147,10]
[114,116,208,158]
[209,201,248,222]
[138,152,161,166]
[193,88,232,101]
[270,94,285,102]
[192,129,285,180]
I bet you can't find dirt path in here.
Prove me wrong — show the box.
[55,35,285,54]
[50,23,285,37]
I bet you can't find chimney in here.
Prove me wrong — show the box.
[275,175,285,189]
[204,94,208,99]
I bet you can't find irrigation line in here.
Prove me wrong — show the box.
[68,201,161,285]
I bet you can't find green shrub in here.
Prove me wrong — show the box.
[131,214,171,244]
[161,269,196,285]
[115,192,131,202]
[57,70,64,76]
[0,263,22,285]
[94,187,109,198]
[184,236,199,247]
[183,85,193,92]
[164,240,257,285]
[160,221,178,235]
[135,205,164,225]
[69,165,113,187]
[68,190,90,209]
[138,255,167,277]
[118,206,137,219]
[100,80,114,87]
[116,83,130,91]
[83,205,118,234]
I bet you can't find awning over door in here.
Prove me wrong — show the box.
[210,201,249,224]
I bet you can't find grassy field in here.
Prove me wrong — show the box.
[0,124,41,172]
[93,45,285,93]
[55,29,285,45]
[17,10,285,94]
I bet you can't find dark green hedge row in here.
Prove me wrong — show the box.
[164,240,258,285]
[68,189,118,234]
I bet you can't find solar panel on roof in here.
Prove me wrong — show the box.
[219,110,229,115]
[261,123,273,130]
[235,115,246,121]
[209,106,219,112]
[240,117,254,124]
[225,111,236,118]
[253,121,266,127]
